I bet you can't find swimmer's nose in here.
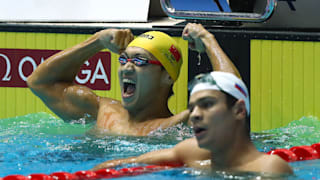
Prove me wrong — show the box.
[190,106,202,124]
[121,62,135,75]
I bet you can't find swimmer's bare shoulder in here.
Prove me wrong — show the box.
[94,97,130,133]
[175,139,293,174]
[239,152,293,174]
[257,154,293,174]
[134,110,190,136]
[149,110,190,129]
[174,138,211,168]
[98,97,124,112]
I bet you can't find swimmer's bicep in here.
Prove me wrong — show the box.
[63,84,100,119]
[34,83,100,122]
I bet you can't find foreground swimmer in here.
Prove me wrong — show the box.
[92,71,293,174]
[27,23,238,136]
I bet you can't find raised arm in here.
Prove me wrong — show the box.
[27,29,134,123]
[182,23,240,78]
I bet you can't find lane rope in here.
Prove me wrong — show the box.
[1,165,175,180]
[267,142,320,162]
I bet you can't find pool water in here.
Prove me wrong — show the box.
[0,112,319,179]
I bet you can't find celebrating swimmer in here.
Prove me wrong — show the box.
[92,70,293,174]
[92,23,293,174]
[27,23,238,136]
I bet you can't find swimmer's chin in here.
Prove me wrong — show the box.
[121,101,137,112]
[121,96,140,111]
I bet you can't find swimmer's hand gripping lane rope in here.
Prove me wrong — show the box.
[2,142,320,180]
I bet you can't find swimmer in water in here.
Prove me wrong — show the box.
[92,71,293,174]
[27,23,239,136]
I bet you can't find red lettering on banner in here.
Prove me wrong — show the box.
[0,49,111,90]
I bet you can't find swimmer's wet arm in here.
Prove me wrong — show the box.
[92,138,211,171]
[91,148,184,171]
[27,29,133,123]
[182,23,241,78]
[202,31,241,78]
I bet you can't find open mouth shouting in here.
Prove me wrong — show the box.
[193,126,207,138]
[122,78,136,99]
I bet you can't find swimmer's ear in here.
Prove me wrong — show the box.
[233,99,246,120]
[161,71,174,85]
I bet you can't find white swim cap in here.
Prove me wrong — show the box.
[190,71,250,115]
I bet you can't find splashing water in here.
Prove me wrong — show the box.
[0,113,319,179]
[0,112,193,176]
[252,116,320,152]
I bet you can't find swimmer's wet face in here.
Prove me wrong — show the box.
[188,90,235,150]
[118,46,167,111]
[188,71,250,151]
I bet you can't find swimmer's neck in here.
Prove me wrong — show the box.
[210,131,259,170]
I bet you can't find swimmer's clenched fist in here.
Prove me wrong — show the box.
[95,29,134,53]
[182,23,208,52]
[182,23,240,77]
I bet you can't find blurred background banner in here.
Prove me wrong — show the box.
[0,0,150,22]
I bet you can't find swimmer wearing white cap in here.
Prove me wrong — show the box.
[93,70,293,175]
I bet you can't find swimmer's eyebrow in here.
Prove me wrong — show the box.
[133,53,150,59]
[188,98,206,111]
[190,97,213,105]
[188,96,217,111]
[120,52,128,57]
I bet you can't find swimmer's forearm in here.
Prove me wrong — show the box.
[134,149,183,167]
[202,33,241,78]
[91,155,163,171]
[92,149,182,171]
[91,157,139,171]
[27,33,105,86]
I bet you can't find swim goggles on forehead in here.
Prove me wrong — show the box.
[188,73,223,92]
[118,57,162,66]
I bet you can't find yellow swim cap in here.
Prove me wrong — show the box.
[127,31,183,81]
